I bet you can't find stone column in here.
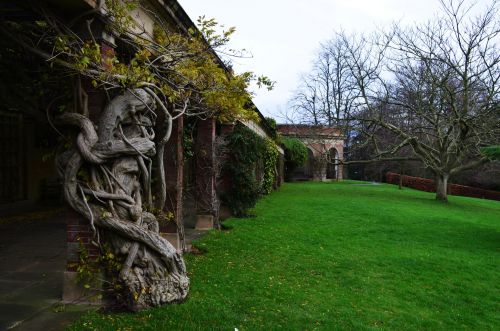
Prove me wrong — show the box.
[217,124,234,220]
[335,142,344,180]
[195,118,216,230]
[277,153,285,187]
[63,209,101,303]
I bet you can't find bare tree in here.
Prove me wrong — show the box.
[297,0,500,201]
[289,36,360,179]
[290,75,321,125]
[291,38,358,129]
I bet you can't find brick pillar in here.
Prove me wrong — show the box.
[64,37,109,266]
[62,37,113,302]
[65,209,99,270]
[195,118,216,230]
[337,164,344,181]
[162,116,184,237]
[216,124,234,220]
[63,208,100,303]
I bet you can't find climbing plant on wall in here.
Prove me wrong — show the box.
[261,138,279,194]
[223,123,264,216]
[222,123,279,216]
[282,138,308,170]
[264,117,280,142]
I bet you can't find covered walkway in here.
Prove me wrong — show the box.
[0,209,90,331]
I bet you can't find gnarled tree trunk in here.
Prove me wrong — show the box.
[57,88,189,311]
[435,173,449,202]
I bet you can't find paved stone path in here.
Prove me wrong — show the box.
[0,209,92,331]
[0,207,211,330]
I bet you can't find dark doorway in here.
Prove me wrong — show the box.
[0,112,25,203]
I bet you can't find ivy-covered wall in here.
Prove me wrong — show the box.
[261,138,279,194]
[222,123,280,216]
[282,137,308,181]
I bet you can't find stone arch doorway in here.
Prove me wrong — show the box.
[276,124,344,182]
[326,148,339,179]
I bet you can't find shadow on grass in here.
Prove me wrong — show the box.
[407,220,500,253]
[188,245,207,255]
[220,223,233,231]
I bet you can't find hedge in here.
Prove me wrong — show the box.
[386,172,500,201]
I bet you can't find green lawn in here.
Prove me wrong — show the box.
[68,181,500,330]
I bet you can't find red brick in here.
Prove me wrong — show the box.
[195,118,216,215]
[386,172,500,201]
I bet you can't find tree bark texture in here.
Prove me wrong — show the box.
[57,88,189,311]
[435,174,449,202]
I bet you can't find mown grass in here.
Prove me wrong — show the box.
[68,181,500,330]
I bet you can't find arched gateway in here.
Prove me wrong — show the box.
[277,125,344,181]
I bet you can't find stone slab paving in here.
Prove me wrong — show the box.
[0,208,94,331]
[184,228,210,251]
[0,208,212,330]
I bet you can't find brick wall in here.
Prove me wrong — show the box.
[195,118,216,215]
[218,124,235,194]
[386,172,500,201]
[65,208,99,271]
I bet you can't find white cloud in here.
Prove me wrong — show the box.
[178,0,492,120]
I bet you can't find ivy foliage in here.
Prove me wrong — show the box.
[264,117,280,142]
[282,137,308,170]
[262,138,279,194]
[481,146,500,161]
[223,123,264,216]
[222,123,279,216]
[74,241,124,302]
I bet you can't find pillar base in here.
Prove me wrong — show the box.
[160,232,181,250]
[62,271,102,304]
[219,206,232,221]
[195,214,214,230]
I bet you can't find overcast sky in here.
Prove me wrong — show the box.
[178,0,490,121]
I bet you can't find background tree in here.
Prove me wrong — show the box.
[292,0,500,201]
[288,38,358,176]
[290,75,321,125]
[291,40,356,128]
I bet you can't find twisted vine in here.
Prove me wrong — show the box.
[57,88,189,311]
